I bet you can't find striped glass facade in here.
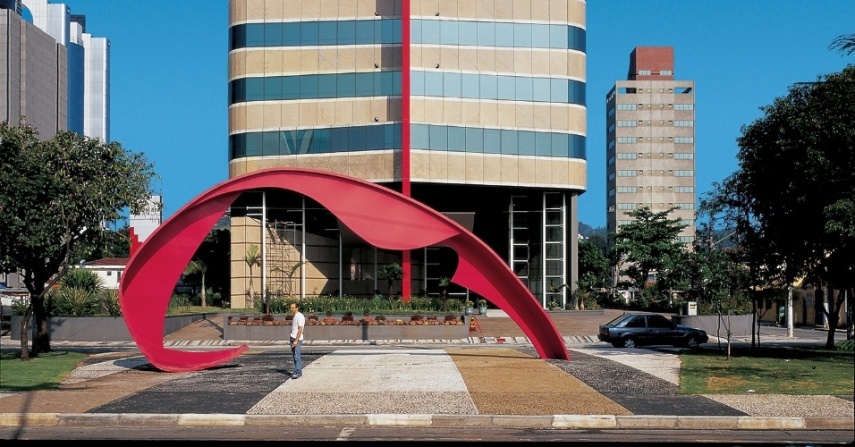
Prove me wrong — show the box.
[227,0,587,310]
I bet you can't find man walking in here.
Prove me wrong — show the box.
[289,301,305,379]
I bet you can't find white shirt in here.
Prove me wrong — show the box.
[291,311,305,340]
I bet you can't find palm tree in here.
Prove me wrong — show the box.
[183,259,208,307]
[244,244,261,310]
[377,263,402,301]
[438,276,451,312]
[829,33,855,56]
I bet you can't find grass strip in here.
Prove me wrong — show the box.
[0,350,86,391]
[679,346,854,395]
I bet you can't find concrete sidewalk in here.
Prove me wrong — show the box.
[0,311,852,434]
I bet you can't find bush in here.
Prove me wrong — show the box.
[837,338,855,353]
[61,268,104,291]
[97,289,122,317]
[47,287,99,317]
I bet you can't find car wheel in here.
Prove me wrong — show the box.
[686,336,700,349]
[622,337,637,349]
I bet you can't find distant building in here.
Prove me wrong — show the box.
[79,257,128,289]
[605,46,696,284]
[2,0,109,141]
[129,195,163,255]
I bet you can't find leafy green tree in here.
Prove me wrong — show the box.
[704,65,855,347]
[244,244,261,310]
[183,259,209,307]
[193,228,230,304]
[70,224,131,262]
[438,276,451,312]
[0,123,158,360]
[610,207,689,309]
[575,238,609,309]
[377,263,403,300]
[829,33,855,56]
[737,65,854,346]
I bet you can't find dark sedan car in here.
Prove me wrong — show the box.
[597,313,708,349]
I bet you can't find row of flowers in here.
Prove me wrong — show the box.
[227,312,464,326]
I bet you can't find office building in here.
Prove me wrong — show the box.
[129,195,163,255]
[1,0,67,137]
[2,0,109,141]
[227,0,587,310]
[605,46,696,282]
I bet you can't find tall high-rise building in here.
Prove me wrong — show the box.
[605,46,696,281]
[227,0,587,310]
[1,0,67,137]
[2,0,110,141]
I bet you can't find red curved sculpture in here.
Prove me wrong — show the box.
[120,168,569,372]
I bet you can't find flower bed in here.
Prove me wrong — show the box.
[223,313,469,341]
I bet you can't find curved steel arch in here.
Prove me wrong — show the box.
[120,168,569,372]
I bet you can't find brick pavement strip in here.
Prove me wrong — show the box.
[1,310,852,433]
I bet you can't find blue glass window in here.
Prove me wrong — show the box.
[465,127,483,153]
[318,21,337,45]
[440,20,459,45]
[299,22,319,45]
[411,124,429,150]
[484,129,501,154]
[531,24,549,48]
[518,130,536,156]
[366,125,385,150]
[444,72,462,97]
[458,22,477,46]
[550,78,569,103]
[337,73,356,97]
[337,21,356,45]
[514,23,532,47]
[229,20,582,50]
[501,129,518,155]
[424,71,443,97]
[497,76,515,101]
[551,133,569,157]
[355,20,374,43]
[477,21,495,46]
[495,22,514,47]
[430,125,448,151]
[532,78,550,102]
[461,74,480,99]
[421,20,440,45]
[480,75,497,99]
[348,126,367,150]
[516,77,533,102]
[447,126,466,152]
[318,75,336,98]
[569,26,586,52]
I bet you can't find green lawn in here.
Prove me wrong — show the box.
[679,346,854,395]
[0,350,86,391]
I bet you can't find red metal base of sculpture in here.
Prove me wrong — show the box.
[119,168,569,372]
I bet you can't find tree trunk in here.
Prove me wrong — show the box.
[31,295,51,354]
[19,306,32,361]
[200,274,207,307]
[824,288,842,349]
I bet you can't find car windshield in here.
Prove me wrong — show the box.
[604,314,633,326]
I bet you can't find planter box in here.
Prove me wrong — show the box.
[222,315,471,341]
[10,314,205,342]
[672,314,753,338]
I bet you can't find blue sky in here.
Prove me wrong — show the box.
[59,0,854,228]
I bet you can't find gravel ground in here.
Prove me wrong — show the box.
[536,345,854,419]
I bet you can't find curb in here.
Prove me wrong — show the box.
[0,413,852,430]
